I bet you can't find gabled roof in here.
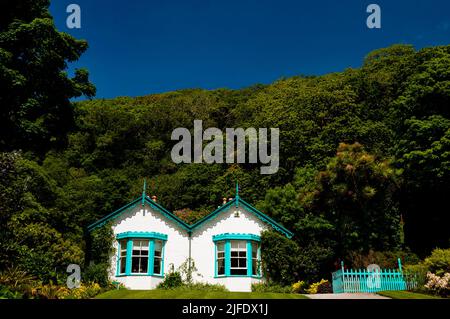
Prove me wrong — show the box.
[87,182,293,238]
[189,197,294,238]
[87,196,191,232]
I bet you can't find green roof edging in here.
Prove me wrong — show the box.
[87,196,191,232]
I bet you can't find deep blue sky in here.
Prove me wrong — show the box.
[50,0,450,99]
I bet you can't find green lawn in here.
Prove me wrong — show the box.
[377,291,444,299]
[96,289,309,299]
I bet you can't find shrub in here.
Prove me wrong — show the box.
[177,258,199,284]
[83,263,110,287]
[423,249,450,276]
[31,282,66,299]
[64,282,102,299]
[403,263,428,289]
[251,282,291,293]
[0,284,23,299]
[402,248,450,291]
[31,282,102,299]
[0,267,36,297]
[317,280,333,293]
[157,272,184,289]
[306,279,329,294]
[291,281,307,294]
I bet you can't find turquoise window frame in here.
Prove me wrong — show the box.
[152,239,164,276]
[115,232,167,277]
[117,239,129,275]
[213,233,262,278]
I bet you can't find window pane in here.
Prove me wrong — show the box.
[230,268,247,275]
[153,258,161,274]
[133,240,148,249]
[252,243,258,258]
[217,259,225,275]
[231,258,238,267]
[120,257,126,274]
[154,240,163,259]
[238,251,246,257]
[252,259,258,276]
[140,257,148,273]
[231,251,238,257]
[131,257,140,273]
[217,242,224,252]
[151,240,163,275]
[238,258,246,267]
[231,240,245,250]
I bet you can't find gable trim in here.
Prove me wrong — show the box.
[88,196,293,239]
[190,198,294,238]
[87,196,191,232]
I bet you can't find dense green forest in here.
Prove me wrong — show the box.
[1,1,449,288]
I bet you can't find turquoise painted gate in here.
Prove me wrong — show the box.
[332,258,417,293]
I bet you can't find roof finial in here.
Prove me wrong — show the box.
[235,181,239,207]
[142,178,147,206]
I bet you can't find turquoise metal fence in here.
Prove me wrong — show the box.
[332,258,417,293]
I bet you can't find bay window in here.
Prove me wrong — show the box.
[213,234,261,278]
[115,232,167,277]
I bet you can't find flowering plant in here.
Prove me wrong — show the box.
[424,272,450,297]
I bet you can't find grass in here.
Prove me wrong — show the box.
[377,290,444,299]
[96,288,309,299]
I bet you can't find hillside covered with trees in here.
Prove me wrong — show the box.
[1,0,449,291]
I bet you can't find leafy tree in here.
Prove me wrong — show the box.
[260,231,301,285]
[301,143,402,257]
[396,116,450,255]
[0,0,95,152]
[0,152,83,282]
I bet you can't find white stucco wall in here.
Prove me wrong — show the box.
[109,203,189,289]
[190,205,268,292]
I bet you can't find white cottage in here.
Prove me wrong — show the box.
[87,183,293,292]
